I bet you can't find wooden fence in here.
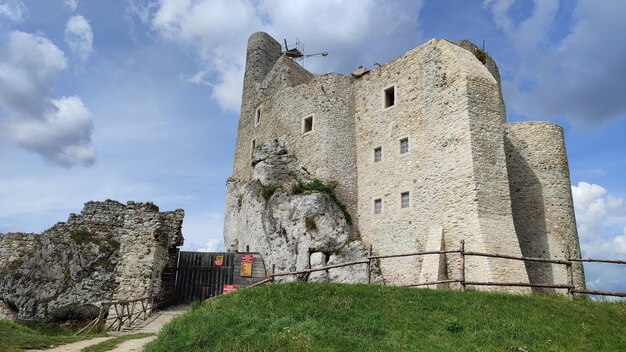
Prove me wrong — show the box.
[255,240,626,300]
[76,293,163,335]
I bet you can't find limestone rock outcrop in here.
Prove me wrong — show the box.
[0,200,183,321]
[225,139,377,283]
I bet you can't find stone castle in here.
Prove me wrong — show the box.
[224,32,585,292]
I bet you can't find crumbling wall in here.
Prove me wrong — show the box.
[0,200,183,321]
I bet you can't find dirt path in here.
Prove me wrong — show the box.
[25,337,116,352]
[107,336,157,352]
[30,305,189,352]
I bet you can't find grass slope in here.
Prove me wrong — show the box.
[146,283,626,352]
[0,320,102,351]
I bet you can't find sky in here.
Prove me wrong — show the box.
[0,0,625,294]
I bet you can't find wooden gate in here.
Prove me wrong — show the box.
[173,252,235,304]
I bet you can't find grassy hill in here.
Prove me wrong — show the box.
[145,282,626,352]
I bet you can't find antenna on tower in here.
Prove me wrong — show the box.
[283,38,328,63]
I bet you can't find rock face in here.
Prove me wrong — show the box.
[224,139,376,283]
[0,200,183,321]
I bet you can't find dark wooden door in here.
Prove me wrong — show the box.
[174,252,234,304]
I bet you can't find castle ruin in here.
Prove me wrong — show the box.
[224,32,585,293]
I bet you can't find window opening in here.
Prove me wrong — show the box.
[303,115,313,134]
[384,86,395,108]
[400,138,409,154]
[374,199,382,214]
[251,139,256,158]
[374,147,382,162]
[401,192,410,208]
[255,107,261,126]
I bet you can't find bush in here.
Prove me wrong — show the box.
[305,214,318,230]
[261,183,280,201]
[444,317,463,333]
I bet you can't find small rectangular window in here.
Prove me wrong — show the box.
[302,115,313,134]
[374,199,382,214]
[251,139,256,158]
[401,192,409,208]
[255,107,261,126]
[384,86,395,108]
[400,138,409,154]
[374,147,382,162]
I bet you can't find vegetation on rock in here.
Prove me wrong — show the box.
[292,179,352,225]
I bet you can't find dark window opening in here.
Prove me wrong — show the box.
[384,86,395,108]
[374,199,382,214]
[255,107,261,125]
[251,139,256,158]
[303,115,313,134]
[374,147,382,162]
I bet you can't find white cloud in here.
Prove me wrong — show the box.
[571,181,624,238]
[486,0,626,126]
[571,181,626,292]
[196,238,223,252]
[484,0,558,51]
[0,30,95,166]
[64,15,93,64]
[64,0,78,11]
[0,0,27,22]
[127,0,424,112]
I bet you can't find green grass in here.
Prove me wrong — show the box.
[146,282,626,352]
[81,333,155,352]
[0,319,103,351]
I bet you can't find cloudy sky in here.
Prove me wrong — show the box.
[1,0,625,293]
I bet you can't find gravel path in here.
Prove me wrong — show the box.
[30,305,189,352]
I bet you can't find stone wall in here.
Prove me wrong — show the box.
[505,122,585,292]
[353,39,528,289]
[0,200,183,321]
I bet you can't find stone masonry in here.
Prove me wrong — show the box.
[224,32,585,294]
[0,200,183,321]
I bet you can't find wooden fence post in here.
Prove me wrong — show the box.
[271,264,276,283]
[367,244,373,285]
[565,247,574,300]
[460,240,466,292]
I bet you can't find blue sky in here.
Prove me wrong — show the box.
[0,0,624,293]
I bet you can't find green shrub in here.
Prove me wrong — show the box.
[305,214,318,230]
[261,183,280,201]
[70,229,92,243]
[444,317,463,333]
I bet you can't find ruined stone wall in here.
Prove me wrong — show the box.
[0,200,183,321]
[505,122,585,292]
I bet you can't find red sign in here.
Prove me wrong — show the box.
[223,285,238,294]
[242,254,254,262]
